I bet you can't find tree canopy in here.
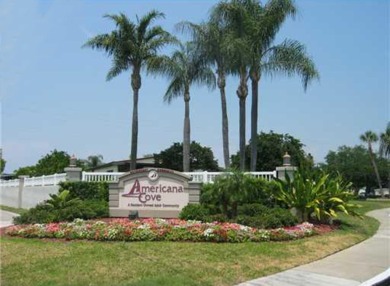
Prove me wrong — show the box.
[231,131,310,171]
[14,150,86,177]
[154,142,219,172]
[323,145,389,191]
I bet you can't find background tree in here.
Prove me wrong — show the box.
[13,150,87,176]
[323,145,389,193]
[14,166,37,177]
[148,42,215,172]
[0,158,6,174]
[154,141,219,172]
[34,150,71,176]
[86,155,104,170]
[379,122,390,190]
[84,11,175,170]
[360,131,383,196]
[231,131,309,171]
[379,122,390,158]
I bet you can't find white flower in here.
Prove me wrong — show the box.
[203,228,214,237]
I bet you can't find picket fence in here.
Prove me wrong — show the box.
[82,171,277,184]
[0,171,277,188]
[0,173,67,187]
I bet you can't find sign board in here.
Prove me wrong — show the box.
[119,170,189,211]
[109,168,195,218]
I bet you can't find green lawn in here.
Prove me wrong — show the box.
[1,200,389,286]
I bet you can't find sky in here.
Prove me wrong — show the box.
[0,0,389,173]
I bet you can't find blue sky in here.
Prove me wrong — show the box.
[1,0,389,173]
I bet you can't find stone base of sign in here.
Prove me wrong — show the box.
[109,168,201,218]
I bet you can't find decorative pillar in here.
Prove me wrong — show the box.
[275,152,297,180]
[64,155,82,182]
[18,176,28,208]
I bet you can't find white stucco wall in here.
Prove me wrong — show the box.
[0,186,59,208]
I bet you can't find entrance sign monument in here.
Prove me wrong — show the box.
[109,168,200,218]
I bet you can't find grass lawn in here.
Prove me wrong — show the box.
[1,200,389,286]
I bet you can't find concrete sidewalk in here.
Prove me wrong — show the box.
[238,208,390,286]
[0,210,19,228]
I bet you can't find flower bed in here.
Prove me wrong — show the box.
[5,218,316,243]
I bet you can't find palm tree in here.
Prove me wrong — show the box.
[212,0,253,171]
[379,122,390,158]
[247,0,319,171]
[87,155,104,169]
[148,43,216,172]
[178,20,232,169]
[83,11,175,170]
[360,131,383,197]
[379,122,390,192]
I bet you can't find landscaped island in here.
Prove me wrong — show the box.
[5,218,316,242]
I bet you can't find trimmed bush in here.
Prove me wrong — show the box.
[237,203,269,217]
[200,171,279,219]
[14,183,109,225]
[179,204,209,221]
[58,181,109,201]
[235,205,297,229]
[203,214,229,223]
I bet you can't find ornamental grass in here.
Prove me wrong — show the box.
[5,218,315,243]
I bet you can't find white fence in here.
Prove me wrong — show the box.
[0,173,67,188]
[81,171,277,183]
[82,172,124,183]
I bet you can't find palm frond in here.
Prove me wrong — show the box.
[164,78,185,103]
[137,10,165,41]
[261,39,319,91]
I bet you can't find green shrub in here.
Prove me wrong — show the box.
[235,206,297,229]
[14,190,109,225]
[237,204,269,217]
[203,214,229,223]
[260,208,297,228]
[236,215,264,228]
[14,203,56,224]
[179,204,209,221]
[200,171,276,218]
[58,181,109,201]
[82,200,109,218]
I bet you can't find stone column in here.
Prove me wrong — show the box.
[276,152,297,180]
[18,176,28,208]
[64,155,82,182]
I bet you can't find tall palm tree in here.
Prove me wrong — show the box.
[148,43,216,171]
[83,11,175,170]
[360,131,383,197]
[178,20,232,169]
[212,0,253,171]
[379,122,390,192]
[247,0,319,171]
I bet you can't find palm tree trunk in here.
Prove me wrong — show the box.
[250,76,259,171]
[218,72,230,169]
[368,143,383,197]
[183,92,191,172]
[237,69,248,171]
[239,97,246,171]
[130,69,141,171]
